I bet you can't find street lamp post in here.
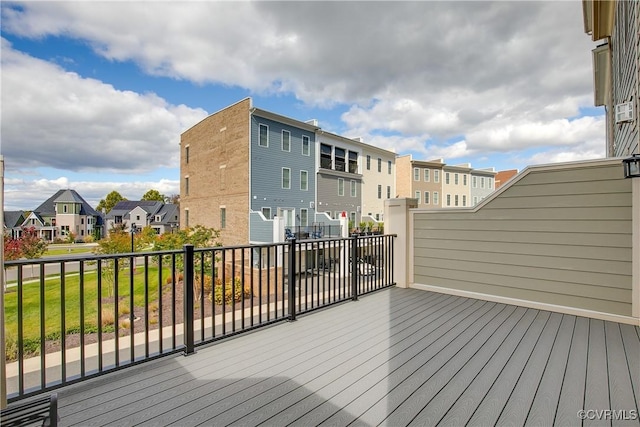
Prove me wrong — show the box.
[131,223,136,252]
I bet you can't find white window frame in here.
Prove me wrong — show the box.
[414,168,420,181]
[387,186,391,199]
[282,167,291,189]
[446,194,451,206]
[378,184,382,199]
[424,169,430,182]
[434,170,440,183]
[262,207,272,219]
[259,124,269,147]
[338,178,344,196]
[388,160,392,174]
[415,191,421,204]
[300,208,308,226]
[433,192,439,206]
[445,173,450,185]
[300,170,308,191]
[455,173,459,185]
[350,180,356,197]
[424,191,430,204]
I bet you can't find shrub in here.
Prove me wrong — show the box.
[211,277,252,305]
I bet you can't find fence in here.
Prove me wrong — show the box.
[3,234,395,401]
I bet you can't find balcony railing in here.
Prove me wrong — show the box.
[3,235,395,401]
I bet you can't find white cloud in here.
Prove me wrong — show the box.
[1,39,207,174]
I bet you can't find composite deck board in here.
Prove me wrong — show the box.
[51,287,640,426]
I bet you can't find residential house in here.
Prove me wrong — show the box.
[105,201,179,235]
[583,0,638,157]
[470,167,497,206]
[396,155,444,208]
[2,211,26,239]
[26,189,103,242]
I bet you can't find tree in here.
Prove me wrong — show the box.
[92,230,133,297]
[166,193,180,206]
[3,235,22,261]
[142,189,166,202]
[19,227,47,260]
[97,191,126,214]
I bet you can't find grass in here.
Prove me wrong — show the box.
[4,265,171,360]
[45,247,94,256]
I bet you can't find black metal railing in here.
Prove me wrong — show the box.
[3,235,395,401]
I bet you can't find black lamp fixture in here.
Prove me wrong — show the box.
[622,154,640,178]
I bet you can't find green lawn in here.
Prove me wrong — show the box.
[45,247,94,256]
[4,265,171,359]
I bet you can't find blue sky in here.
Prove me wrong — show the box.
[1,1,604,210]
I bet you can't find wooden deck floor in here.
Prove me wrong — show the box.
[56,287,640,426]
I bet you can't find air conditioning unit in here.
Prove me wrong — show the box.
[615,101,634,123]
[309,201,315,209]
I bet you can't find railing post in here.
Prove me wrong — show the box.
[183,244,195,355]
[351,235,358,301]
[288,239,297,321]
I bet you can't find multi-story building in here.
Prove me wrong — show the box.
[442,163,472,208]
[360,141,396,221]
[396,155,444,208]
[470,168,497,206]
[583,0,638,157]
[22,189,103,242]
[181,98,397,244]
[494,169,519,189]
[181,98,318,245]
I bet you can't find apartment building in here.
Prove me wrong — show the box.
[470,168,497,206]
[396,155,444,208]
[358,138,396,221]
[442,163,472,208]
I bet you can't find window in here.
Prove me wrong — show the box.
[300,208,308,226]
[300,170,308,191]
[378,158,382,172]
[415,191,421,204]
[63,205,68,213]
[387,186,391,199]
[259,124,268,147]
[335,147,346,171]
[463,175,467,186]
[388,160,392,174]
[424,191,430,204]
[481,177,485,188]
[455,173,459,185]
[366,155,371,170]
[434,170,440,183]
[424,169,430,182]
[262,207,271,219]
[378,185,382,199]
[185,209,189,228]
[302,136,310,156]
[446,194,451,206]
[433,192,439,205]
[414,168,420,181]
[348,151,358,173]
[488,178,493,189]
[185,145,189,164]
[445,173,450,184]
[185,176,189,195]
[473,176,477,188]
[338,178,344,196]
[350,180,356,197]
[473,196,478,205]
[220,208,226,229]
[320,144,332,169]
[282,130,291,151]
[462,195,467,206]
[455,195,459,206]
[282,168,291,189]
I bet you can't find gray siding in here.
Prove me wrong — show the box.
[249,211,273,243]
[611,0,639,157]
[250,115,316,225]
[413,161,634,317]
[317,170,362,222]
